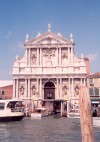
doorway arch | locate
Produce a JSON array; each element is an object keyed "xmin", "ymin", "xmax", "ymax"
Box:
[{"xmin": 44, "ymin": 82, "xmax": 55, "ymax": 99}]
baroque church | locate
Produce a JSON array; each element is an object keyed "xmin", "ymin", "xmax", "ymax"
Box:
[{"xmin": 12, "ymin": 25, "xmax": 89, "ymax": 113}]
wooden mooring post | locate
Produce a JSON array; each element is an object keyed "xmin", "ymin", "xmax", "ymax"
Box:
[{"xmin": 79, "ymin": 86, "xmax": 95, "ymax": 142}]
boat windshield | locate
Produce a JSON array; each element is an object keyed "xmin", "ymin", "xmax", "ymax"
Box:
[
  {"xmin": 7, "ymin": 101, "xmax": 24, "ymax": 112},
  {"xmin": 0, "ymin": 103, "xmax": 5, "ymax": 110},
  {"xmin": 35, "ymin": 108, "xmax": 46, "ymax": 113}
]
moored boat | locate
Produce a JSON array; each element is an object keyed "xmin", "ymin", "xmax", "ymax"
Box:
[
  {"xmin": 31, "ymin": 107, "xmax": 48, "ymax": 119},
  {"xmin": 0, "ymin": 99, "xmax": 25, "ymax": 122},
  {"xmin": 67, "ymin": 109, "xmax": 80, "ymax": 118}
]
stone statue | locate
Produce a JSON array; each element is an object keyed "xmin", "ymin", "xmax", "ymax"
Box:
[
  {"xmin": 48, "ymin": 23, "xmax": 51, "ymax": 31},
  {"xmin": 70, "ymin": 33, "xmax": 73, "ymax": 42},
  {"xmin": 32, "ymin": 85, "xmax": 36, "ymax": 96},
  {"xmin": 75, "ymin": 85, "xmax": 80, "ymax": 96},
  {"xmin": 25, "ymin": 33, "xmax": 29, "ymax": 42},
  {"xmin": 20, "ymin": 86, "xmax": 24, "ymax": 96},
  {"xmin": 63, "ymin": 85, "xmax": 68, "ymax": 96}
]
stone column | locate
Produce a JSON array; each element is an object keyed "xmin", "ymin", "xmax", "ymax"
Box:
[
  {"xmin": 72, "ymin": 78, "xmax": 74, "ymax": 97},
  {"xmin": 59, "ymin": 47, "xmax": 61, "ymax": 65},
  {"xmin": 39, "ymin": 78, "xmax": 42, "ymax": 98},
  {"xmin": 60, "ymin": 78, "xmax": 62, "ymax": 98},
  {"xmin": 61, "ymin": 102, "xmax": 63, "ymax": 116},
  {"xmin": 26, "ymin": 49, "xmax": 28, "ymax": 65},
  {"xmin": 25, "ymin": 79, "xmax": 28, "ymax": 98},
  {"xmin": 37, "ymin": 78, "xmax": 39, "ymax": 94},
  {"xmin": 56, "ymin": 48, "xmax": 58, "ymax": 65},
  {"xmin": 29, "ymin": 48, "xmax": 31, "ymax": 66},
  {"xmin": 28, "ymin": 79, "xmax": 30, "ymax": 98},
  {"xmin": 68, "ymin": 78, "xmax": 71, "ymax": 97},
  {"xmin": 13, "ymin": 79, "xmax": 16, "ymax": 98},
  {"xmin": 84, "ymin": 78, "xmax": 86, "ymax": 86},
  {"xmin": 68, "ymin": 47, "xmax": 70, "ymax": 64},
  {"xmin": 81, "ymin": 78, "xmax": 83, "ymax": 86},
  {"xmin": 37, "ymin": 48, "xmax": 39, "ymax": 65},
  {"xmin": 40, "ymin": 48, "xmax": 42, "ymax": 65},
  {"xmin": 16, "ymin": 79, "xmax": 18, "ymax": 98},
  {"xmin": 57, "ymin": 78, "xmax": 59, "ymax": 98},
  {"xmin": 71, "ymin": 47, "xmax": 73, "ymax": 64}
]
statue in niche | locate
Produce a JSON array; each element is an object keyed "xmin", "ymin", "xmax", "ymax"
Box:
[
  {"xmin": 31, "ymin": 85, "xmax": 36, "ymax": 96},
  {"xmin": 63, "ymin": 85, "xmax": 68, "ymax": 96},
  {"xmin": 74, "ymin": 85, "xmax": 80, "ymax": 96},
  {"xmin": 62, "ymin": 52, "xmax": 68, "ymax": 59},
  {"xmin": 19, "ymin": 85, "xmax": 24, "ymax": 96},
  {"xmin": 31, "ymin": 53, "xmax": 37, "ymax": 65}
]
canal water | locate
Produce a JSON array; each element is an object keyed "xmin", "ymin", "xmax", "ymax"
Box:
[{"xmin": 0, "ymin": 116, "xmax": 100, "ymax": 142}]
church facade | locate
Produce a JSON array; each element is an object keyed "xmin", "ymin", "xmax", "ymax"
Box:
[{"xmin": 12, "ymin": 25, "xmax": 89, "ymax": 112}]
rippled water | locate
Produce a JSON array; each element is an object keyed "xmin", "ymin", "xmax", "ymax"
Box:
[{"xmin": 0, "ymin": 115, "xmax": 100, "ymax": 142}]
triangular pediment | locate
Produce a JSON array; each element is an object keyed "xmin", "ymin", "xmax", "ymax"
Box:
[{"xmin": 30, "ymin": 31, "xmax": 71, "ymax": 45}]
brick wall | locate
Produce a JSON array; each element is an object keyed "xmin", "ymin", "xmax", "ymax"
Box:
[{"xmin": 0, "ymin": 85, "xmax": 13, "ymax": 99}]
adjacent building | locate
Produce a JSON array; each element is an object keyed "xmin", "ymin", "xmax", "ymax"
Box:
[
  {"xmin": 88, "ymin": 72, "xmax": 100, "ymax": 106},
  {"xmin": 0, "ymin": 80, "xmax": 13, "ymax": 99},
  {"xmin": 12, "ymin": 25, "xmax": 89, "ymax": 112}
]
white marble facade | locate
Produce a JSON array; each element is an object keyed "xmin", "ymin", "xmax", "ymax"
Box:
[{"xmin": 12, "ymin": 25, "xmax": 88, "ymax": 105}]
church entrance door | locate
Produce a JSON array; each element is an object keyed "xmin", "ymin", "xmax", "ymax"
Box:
[{"xmin": 43, "ymin": 82, "xmax": 55, "ymax": 114}]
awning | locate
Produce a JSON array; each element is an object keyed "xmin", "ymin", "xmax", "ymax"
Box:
[
  {"xmin": 31, "ymin": 96, "xmax": 42, "ymax": 101},
  {"xmin": 91, "ymin": 101, "xmax": 99, "ymax": 104},
  {"xmin": 42, "ymin": 99, "xmax": 54, "ymax": 102},
  {"xmin": 91, "ymin": 98, "xmax": 100, "ymax": 104},
  {"xmin": 63, "ymin": 96, "xmax": 70, "ymax": 101}
]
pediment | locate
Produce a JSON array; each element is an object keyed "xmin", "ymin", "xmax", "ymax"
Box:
[{"xmin": 30, "ymin": 31, "xmax": 70, "ymax": 45}]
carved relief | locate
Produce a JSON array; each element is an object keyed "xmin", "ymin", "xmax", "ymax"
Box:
[{"xmin": 30, "ymin": 52, "xmax": 37, "ymax": 65}]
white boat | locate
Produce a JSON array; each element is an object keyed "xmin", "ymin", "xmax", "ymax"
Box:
[
  {"xmin": 31, "ymin": 107, "xmax": 48, "ymax": 119},
  {"xmin": 0, "ymin": 99, "xmax": 25, "ymax": 122},
  {"xmin": 67, "ymin": 109, "xmax": 80, "ymax": 118}
]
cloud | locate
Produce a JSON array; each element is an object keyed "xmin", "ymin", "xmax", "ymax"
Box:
[
  {"xmin": 86, "ymin": 53, "xmax": 98, "ymax": 61},
  {"xmin": 5, "ymin": 31, "xmax": 12, "ymax": 39}
]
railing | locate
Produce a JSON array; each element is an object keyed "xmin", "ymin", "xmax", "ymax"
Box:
[{"xmin": 11, "ymin": 107, "xmax": 24, "ymax": 112}]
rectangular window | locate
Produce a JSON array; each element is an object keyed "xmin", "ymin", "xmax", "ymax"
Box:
[
  {"xmin": 0, "ymin": 103, "xmax": 5, "ymax": 110},
  {"xmin": 89, "ymin": 78, "xmax": 93, "ymax": 84},
  {"xmin": 1, "ymin": 90, "xmax": 5, "ymax": 95}
]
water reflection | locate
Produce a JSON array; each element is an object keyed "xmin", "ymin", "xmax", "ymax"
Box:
[{"xmin": 0, "ymin": 116, "xmax": 100, "ymax": 142}]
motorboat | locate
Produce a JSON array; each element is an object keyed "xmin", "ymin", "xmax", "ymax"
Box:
[
  {"xmin": 67, "ymin": 109, "xmax": 80, "ymax": 118},
  {"xmin": 0, "ymin": 99, "xmax": 25, "ymax": 122},
  {"xmin": 31, "ymin": 107, "xmax": 48, "ymax": 119}
]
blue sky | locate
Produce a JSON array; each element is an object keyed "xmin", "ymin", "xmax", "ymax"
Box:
[{"xmin": 0, "ymin": 0, "xmax": 100, "ymax": 80}]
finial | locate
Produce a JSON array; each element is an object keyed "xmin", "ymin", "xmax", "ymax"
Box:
[
  {"xmin": 70, "ymin": 33, "xmax": 73, "ymax": 41},
  {"xmin": 81, "ymin": 53, "xmax": 84, "ymax": 59},
  {"xmin": 57, "ymin": 32, "xmax": 62, "ymax": 36},
  {"xmin": 36, "ymin": 32, "xmax": 41, "ymax": 37},
  {"xmin": 25, "ymin": 33, "xmax": 29, "ymax": 42},
  {"xmin": 48, "ymin": 23, "xmax": 51, "ymax": 31}
]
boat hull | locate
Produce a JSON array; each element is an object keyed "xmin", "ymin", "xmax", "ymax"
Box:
[{"xmin": 0, "ymin": 115, "xmax": 24, "ymax": 122}]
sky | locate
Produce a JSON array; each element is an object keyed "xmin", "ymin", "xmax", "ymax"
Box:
[{"xmin": 0, "ymin": 0, "xmax": 100, "ymax": 80}]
